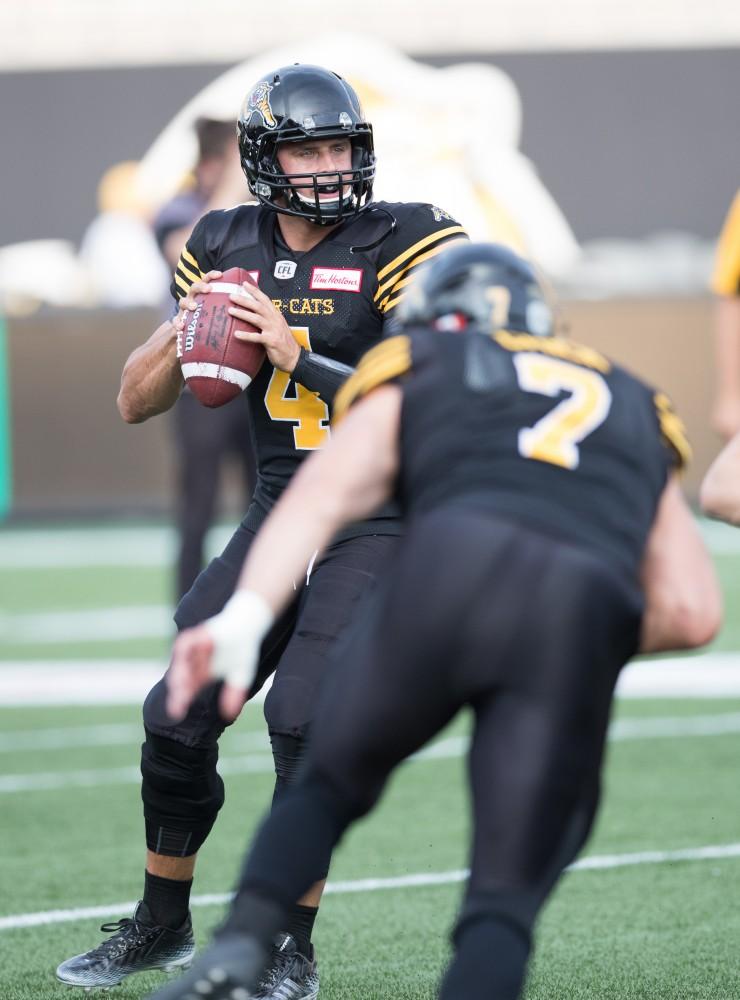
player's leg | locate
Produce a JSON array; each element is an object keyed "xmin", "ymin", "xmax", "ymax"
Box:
[
  {"xmin": 171, "ymin": 391, "xmax": 225, "ymax": 602},
  {"xmin": 147, "ymin": 533, "xmax": 470, "ymax": 1000},
  {"xmin": 227, "ymin": 391, "xmax": 257, "ymax": 504},
  {"xmin": 56, "ymin": 521, "xmax": 296, "ymax": 990},
  {"xmin": 256, "ymin": 533, "xmax": 397, "ymax": 997},
  {"xmin": 440, "ymin": 539, "xmax": 642, "ymax": 1000}
]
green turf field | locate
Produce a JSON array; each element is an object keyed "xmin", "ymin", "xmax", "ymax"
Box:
[{"xmin": 2, "ymin": 521, "xmax": 740, "ymax": 998}]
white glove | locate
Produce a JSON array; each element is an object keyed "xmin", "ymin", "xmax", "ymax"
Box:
[{"xmin": 204, "ymin": 589, "xmax": 274, "ymax": 692}]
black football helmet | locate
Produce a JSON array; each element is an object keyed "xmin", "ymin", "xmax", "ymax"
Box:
[
  {"xmin": 396, "ymin": 242, "xmax": 554, "ymax": 338},
  {"xmin": 237, "ymin": 64, "xmax": 375, "ymax": 226}
]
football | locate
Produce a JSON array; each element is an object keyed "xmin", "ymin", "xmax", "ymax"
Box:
[{"xmin": 177, "ymin": 267, "xmax": 265, "ymax": 407}]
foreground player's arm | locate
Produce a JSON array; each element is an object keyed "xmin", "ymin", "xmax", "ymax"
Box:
[
  {"xmin": 117, "ymin": 270, "xmax": 222, "ymax": 423},
  {"xmin": 700, "ymin": 429, "xmax": 740, "ymax": 524},
  {"xmin": 711, "ymin": 296, "xmax": 740, "ymax": 440},
  {"xmin": 167, "ymin": 384, "xmax": 402, "ymax": 720},
  {"xmin": 710, "ymin": 190, "xmax": 740, "ymax": 439},
  {"xmin": 639, "ymin": 476, "xmax": 722, "ymax": 653}
]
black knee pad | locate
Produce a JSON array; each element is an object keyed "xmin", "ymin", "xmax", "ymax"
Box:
[
  {"xmin": 141, "ymin": 729, "xmax": 225, "ymax": 856},
  {"xmin": 269, "ymin": 732, "xmax": 309, "ymax": 805}
]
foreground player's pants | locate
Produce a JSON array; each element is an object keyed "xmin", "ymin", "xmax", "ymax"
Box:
[
  {"xmin": 140, "ymin": 520, "xmax": 396, "ymax": 858},
  {"xmin": 223, "ymin": 508, "xmax": 643, "ymax": 1000}
]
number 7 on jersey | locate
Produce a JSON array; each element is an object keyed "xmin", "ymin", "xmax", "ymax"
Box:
[{"xmin": 513, "ymin": 353, "xmax": 612, "ymax": 470}]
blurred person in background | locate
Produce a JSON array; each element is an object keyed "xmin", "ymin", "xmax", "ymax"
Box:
[
  {"xmin": 146, "ymin": 243, "xmax": 721, "ymax": 1000},
  {"xmin": 710, "ymin": 188, "xmax": 740, "ymax": 440},
  {"xmin": 56, "ymin": 63, "xmax": 466, "ymax": 1000},
  {"xmin": 152, "ymin": 117, "xmax": 256, "ymax": 601},
  {"xmin": 79, "ymin": 161, "xmax": 170, "ymax": 307}
]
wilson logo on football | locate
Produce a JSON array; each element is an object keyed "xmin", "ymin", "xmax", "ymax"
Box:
[{"xmin": 309, "ymin": 267, "xmax": 363, "ymax": 293}]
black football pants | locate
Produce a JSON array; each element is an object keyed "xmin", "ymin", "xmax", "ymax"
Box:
[
  {"xmin": 140, "ymin": 518, "xmax": 396, "ymax": 858},
  {"xmin": 171, "ymin": 390, "xmax": 256, "ymax": 602},
  {"xmin": 227, "ymin": 508, "xmax": 643, "ymax": 1000}
]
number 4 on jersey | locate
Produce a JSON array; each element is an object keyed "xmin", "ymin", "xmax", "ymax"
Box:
[
  {"xmin": 264, "ymin": 326, "xmax": 330, "ymax": 450},
  {"xmin": 513, "ymin": 353, "xmax": 612, "ymax": 470}
]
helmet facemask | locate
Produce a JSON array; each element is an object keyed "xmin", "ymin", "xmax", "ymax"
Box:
[
  {"xmin": 237, "ymin": 66, "xmax": 376, "ymax": 227},
  {"xmin": 248, "ymin": 130, "xmax": 375, "ymax": 226}
]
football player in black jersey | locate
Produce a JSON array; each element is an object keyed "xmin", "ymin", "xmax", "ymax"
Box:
[
  {"xmin": 56, "ymin": 64, "xmax": 466, "ymax": 998},
  {"xmin": 142, "ymin": 243, "xmax": 721, "ymax": 1000}
]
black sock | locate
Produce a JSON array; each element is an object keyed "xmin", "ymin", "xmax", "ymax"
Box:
[
  {"xmin": 440, "ymin": 916, "xmax": 530, "ymax": 1000},
  {"xmin": 143, "ymin": 870, "xmax": 193, "ymax": 929},
  {"xmin": 287, "ymin": 904, "xmax": 318, "ymax": 956}
]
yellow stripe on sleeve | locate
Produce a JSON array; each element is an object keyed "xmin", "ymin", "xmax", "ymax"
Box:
[
  {"xmin": 174, "ymin": 272, "xmax": 191, "ymax": 296},
  {"xmin": 375, "ymin": 226, "xmax": 467, "ymax": 286},
  {"xmin": 375, "ymin": 240, "xmax": 462, "ymax": 305},
  {"xmin": 333, "ymin": 336, "xmax": 412, "ymax": 423},
  {"xmin": 177, "ymin": 259, "xmax": 201, "ymax": 285},
  {"xmin": 711, "ymin": 190, "xmax": 740, "ymax": 296},
  {"xmin": 375, "ymin": 241, "xmax": 463, "ymax": 313},
  {"xmin": 182, "ymin": 248, "xmax": 202, "ymax": 273},
  {"xmin": 654, "ymin": 392, "xmax": 692, "ymax": 469}
]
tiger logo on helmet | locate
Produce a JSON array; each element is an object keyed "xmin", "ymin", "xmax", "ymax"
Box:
[{"xmin": 247, "ymin": 82, "xmax": 277, "ymax": 130}]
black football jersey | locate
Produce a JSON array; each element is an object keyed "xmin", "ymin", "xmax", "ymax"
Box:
[
  {"xmin": 171, "ymin": 201, "xmax": 466, "ymax": 527},
  {"xmin": 334, "ymin": 329, "xmax": 690, "ymax": 581}
]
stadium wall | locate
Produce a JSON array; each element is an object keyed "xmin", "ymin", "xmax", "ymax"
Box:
[
  {"xmin": 1, "ymin": 48, "xmax": 738, "ymax": 247},
  {"xmin": 7, "ymin": 298, "xmax": 718, "ymax": 516}
]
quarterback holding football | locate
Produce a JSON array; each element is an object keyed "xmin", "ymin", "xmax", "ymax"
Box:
[{"xmin": 56, "ymin": 62, "xmax": 467, "ymax": 1000}]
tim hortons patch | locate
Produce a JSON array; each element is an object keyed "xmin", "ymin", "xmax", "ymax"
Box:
[{"xmin": 309, "ymin": 267, "xmax": 363, "ymax": 293}]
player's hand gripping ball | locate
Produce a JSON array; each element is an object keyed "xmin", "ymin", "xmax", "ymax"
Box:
[{"xmin": 177, "ymin": 268, "xmax": 265, "ymax": 407}]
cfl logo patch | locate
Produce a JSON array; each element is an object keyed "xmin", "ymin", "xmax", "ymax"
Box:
[{"xmin": 274, "ymin": 260, "xmax": 298, "ymax": 279}]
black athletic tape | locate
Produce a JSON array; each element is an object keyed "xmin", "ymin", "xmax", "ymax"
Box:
[{"xmin": 291, "ymin": 349, "xmax": 354, "ymax": 405}]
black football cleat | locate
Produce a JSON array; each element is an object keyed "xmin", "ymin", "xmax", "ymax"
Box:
[
  {"xmin": 55, "ymin": 900, "xmax": 195, "ymax": 989},
  {"xmin": 254, "ymin": 933, "xmax": 320, "ymax": 1000},
  {"xmin": 144, "ymin": 931, "xmax": 269, "ymax": 1000}
]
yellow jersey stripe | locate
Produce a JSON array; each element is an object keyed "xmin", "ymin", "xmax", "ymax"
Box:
[
  {"xmin": 381, "ymin": 293, "xmax": 405, "ymax": 314},
  {"xmin": 375, "ymin": 226, "xmax": 467, "ymax": 285},
  {"xmin": 378, "ymin": 246, "xmax": 456, "ymax": 312},
  {"xmin": 341, "ymin": 343, "xmax": 411, "ymax": 390},
  {"xmin": 182, "ymin": 248, "xmax": 202, "ymax": 273},
  {"xmin": 711, "ymin": 190, "xmax": 740, "ymax": 295},
  {"xmin": 333, "ymin": 336, "xmax": 412, "ymax": 423},
  {"xmin": 333, "ymin": 352, "xmax": 411, "ymax": 424},
  {"xmin": 654, "ymin": 392, "xmax": 692, "ymax": 469},
  {"xmin": 374, "ymin": 240, "xmax": 460, "ymax": 305},
  {"xmin": 177, "ymin": 258, "xmax": 201, "ymax": 285},
  {"xmin": 174, "ymin": 272, "xmax": 191, "ymax": 296}
]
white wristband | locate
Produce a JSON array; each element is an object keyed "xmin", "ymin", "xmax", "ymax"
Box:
[{"xmin": 204, "ymin": 590, "xmax": 274, "ymax": 691}]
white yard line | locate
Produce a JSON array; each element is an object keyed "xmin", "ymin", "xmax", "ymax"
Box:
[
  {"xmin": 0, "ymin": 525, "xmax": 234, "ymax": 569},
  {"xmin": 4, "ymin": 711, "xmax": 740, "ymax": 756},
  {"xmin": 0, "ymin": 606, "xmax": 173, "ymax": 643},
  {"xmin": 1, "ymin": 517, "xmax": 738, "ymax": 569},
  {"xmin": 0, "ymin": 725, "xmax": 270, "ymax": 753},
  {"xmin": 2, "ymin": 842, "xmax": 740, "ymax": 931},
  {"xmin": 2, "ymin": 713, "xmax": 740, "ymax": 793},
  {"xmin": 3, "ymin": 652, "xmax": 740, "ymax": 706}
]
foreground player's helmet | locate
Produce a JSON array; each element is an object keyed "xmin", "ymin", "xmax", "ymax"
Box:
[
  {"xmin": 237, "ymin": 64, "xmax": 375, "ymax": 226},
  {"xmin": 397, "ymin": 242, "xmax": 554, "ymax": 337}
]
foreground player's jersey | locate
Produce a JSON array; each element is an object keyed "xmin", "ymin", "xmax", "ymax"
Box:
[
  {"xmin": 171, "ymin": 201, "xmax": 466, "ymax": 520},
  {"xmin": 335, "ymin": 329, "xmax": 690, "ymax": 580}
]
